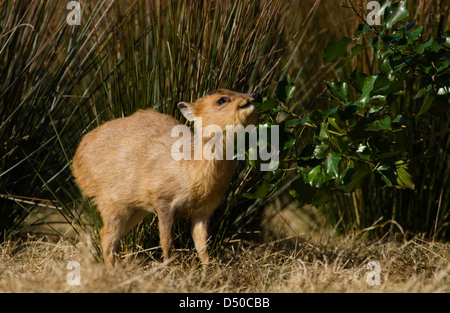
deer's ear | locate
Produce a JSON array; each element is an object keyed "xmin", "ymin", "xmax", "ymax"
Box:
[{"xmin": 177, "ymin": 102, "xmax": 196, "ymax": 122}]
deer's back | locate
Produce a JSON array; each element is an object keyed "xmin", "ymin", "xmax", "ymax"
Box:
[{"xmin": 72, "ymin": 109, "xmax": 185, "ymax": 209}]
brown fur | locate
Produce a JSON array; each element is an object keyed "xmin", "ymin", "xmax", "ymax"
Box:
[{"xmin": 72, "ymin": 90, "xmax": 259, "ymax": 268}]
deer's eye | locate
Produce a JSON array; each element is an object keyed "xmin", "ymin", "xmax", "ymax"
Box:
[{"xmin": 217, "ymin": 97, "xmax": 231, "ymax": 105}]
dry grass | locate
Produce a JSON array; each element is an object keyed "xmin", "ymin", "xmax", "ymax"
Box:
[
  {"xmin": 1, "ymin": 232, "xmax": 448, "ymax": 293},
  {"xmin": 2, "ymin": 199, "xmax": 448, "ymax": 293}
]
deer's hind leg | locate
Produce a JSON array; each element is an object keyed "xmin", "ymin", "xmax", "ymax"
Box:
[{"xmin": 98, "ymin": 200, "xmax": 132, "ymax": 269}]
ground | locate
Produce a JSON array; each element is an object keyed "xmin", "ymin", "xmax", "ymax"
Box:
[
  {"xmin": 1, "ymin": 202, "xmax": 448, "ymax": 292},
  {"xmin": 0, "ymin": 232, "xmax": 448, "ymax": 292}
]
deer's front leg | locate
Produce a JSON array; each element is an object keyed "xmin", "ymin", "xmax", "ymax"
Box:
[{"xmin": 191, "ymin": 217, "xmax": 211, "ymax": 264}]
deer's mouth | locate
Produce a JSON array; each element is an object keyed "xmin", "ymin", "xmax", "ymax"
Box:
[{"xmin": 239, "ymin": 101, "xmax": 253, "ymax": 110}]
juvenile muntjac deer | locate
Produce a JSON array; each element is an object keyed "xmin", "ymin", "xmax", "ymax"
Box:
[{"xmin": 72, "ymin": 90, "xmax": 261, "ymax": 268}]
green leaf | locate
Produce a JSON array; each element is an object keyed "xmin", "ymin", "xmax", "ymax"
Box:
[
  {"xmin": 396, "ymin": 37, "xmax": 409, "ymax": 51},
  {"xmin": 354, "ymin": 24, "xmax": 371, "ymax": 37},
  {"xmin": 392, "ymin": 114, "xmax": 405, "ymax": 128},
  {"xmin": 396, "ymin": 161, "xmax": 414, "ymax": 189},
  {"xmin": 359, "ymin": 75, "xmax": 378, "ymax": 105},
  {"xmin": 247, "ymin": 147, "xmax": 258, "ymax": 168},
  {"xmin": 372, "ymin": 74, "xmax": 392, "ymax": 94},
  {"xmin": 416, "ymin": 93, "xmax": 435, "ymax": 118},
  {"xmin": 318, "ymin": 122, "xmax": 329, "ymax": 140},
  {"xmin": 414, "ymin": 37, "xmax": 434, "ymax": 54},
  {"xmin": 407, "ymin": 26, "xmax": 423, "ymax": 42},
  {"xmin": 323, "ymin": 37, "xmax": 352, "ymax": 64},
  {"xmin": 313, "ymin": 143, "xmax": 329, "ymax": 159},
  {"xmin": 399, "ymin": 21, "xmax": 415, "ymax": 31},
  {"xmin": 438, "ymin": 31, "xmax": 450, "ymax": 49},
  {"xmin": 325, "ymin": 152, "xmax": 342, "ymax": 179},
  {"xmin": 377, "ymin": 164, "xmax": 398, "ymax": 187},
  {"xmin": 328, "ymin": 116, "xmax": 345, "ymax": 135},
  {"xmin": 320, "ymin": 107, "xmax": 339, "ymax": 120},
  {"xmin": 351, "ymin": 68, "xmax": 368, "ymax": 93},
  {"xmin": 276, "ymin": 75, "xmax": 296, "ymax": 104},
  {"xmin": 381, "ymin": 58, "xmax": 392, "ymax": 73},
  {"xmin": 344, "ymin": 164, "xmax": 371, "ymax": 192},
  {"xmin": 258, "ymin": 97, "xmax": 278, "ymax": 113},
  {"xmin": 379, "ymin": 0, "xmax": 393, "ymax": 16},
  {"xmin": 365, "ymin": 116, "xmax": 392, "ymax": 131},
  {"xmin": 289, "ymin": 178, "xmax": 315, "ymax": 206},
  {"xmin": 326, "ymin": 82, "xmax": 349, "ymax": 101},
  {"xmin": 341, "ymin": 166, "xmax": 355, "ymax": 185},
  {"xmin": 342, "ymin": 44, "xmax": 366, "ymax": 67},
  {"xmin": 311, "ymin": 189, "xmax": 329, "ymax": 208},
  {"xmin": 307, "ymin": 165, "xmax": 333, "ymax": 188},
  {"xmin": 330, "ymin": 135, "xmax": 348, "ymax": 153},
  {"xmin": 437, "ymin": 86, "xmax": 449, "ymax": 95},
  {"xmin": 376, "ymin": 161, "xmax": 414, "ymax": 189},
  {"xmin": 244, "ymin": 182, "xmax": 271, "ymax": 199},
  {"xmin": 372, "ymin": 74, "xmax": 403, "ymax": 96},
  {"xmin": 328, "ymin": 116, "xmax": 344, "ymax": 134},
  {"xmin": 285, "ymin": 118, "xmax": 310, "ymax": 126},
  {"xmin": 384, "ymin": 0, "xmax": 409, "ymax": 29},
  {"xmin": 280, "ymin": 130, "xmax": 296, "ymax": 150},
  {"xmin": 275, "ymin": 122, "xmax": 295, "ymax": 151}
]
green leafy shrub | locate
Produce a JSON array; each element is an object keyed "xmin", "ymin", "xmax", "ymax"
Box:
[{"xmin": 253, "ymin": 1, "xmax": 450, "ymax": 240}]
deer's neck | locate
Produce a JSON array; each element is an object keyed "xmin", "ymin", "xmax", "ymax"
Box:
[{"xmin": 183, "ymin": 130, "xmax": 236, "ymax": 200}]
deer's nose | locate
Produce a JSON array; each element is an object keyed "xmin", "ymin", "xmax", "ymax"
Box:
[{"xmin": 251, "ymin": 93, "xmax": 262, "ymax": 103}]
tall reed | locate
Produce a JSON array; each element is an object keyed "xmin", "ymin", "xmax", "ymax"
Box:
[{"xmin": 0, "ymin": 0, "xmax": 315, "ymax": 252}]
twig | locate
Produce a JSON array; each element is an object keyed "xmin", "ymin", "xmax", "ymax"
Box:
[{"xmin": 0, "ymin": 194, "xmax": 62, "ymax": 211}]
